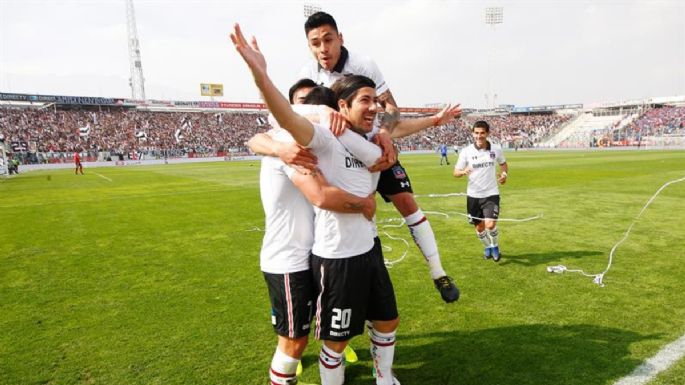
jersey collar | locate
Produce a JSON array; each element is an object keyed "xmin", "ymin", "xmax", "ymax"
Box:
[
  {"xmin": 318, "ymin": 46, "xmax": 349, "ymax": 74},
  {"xmin": 474, "ymin": 141, "xmax": 491, "ymax": 151}
]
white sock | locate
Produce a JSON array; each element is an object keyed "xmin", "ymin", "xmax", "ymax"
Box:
[
  {"xmin": 477, "ymin": 230, "xmax": 491, "ymax": 248},
  {"xmin": 269, "ymin": 348, "xmax": 299, "ymax": 385},
  {"xmin": 370, "ymin": 329, "xmax": 397, "ymax": 385},
  {"xmin": 487, "ymin": 227, "xmax": 499, "ymax": 247},
  {"xmin": 319, "ymin": 344, "xmax": 344, "ymax": 385},
  {"xmin": 405, "ymin": 209, "xmax": 446, "ymax": 279}
]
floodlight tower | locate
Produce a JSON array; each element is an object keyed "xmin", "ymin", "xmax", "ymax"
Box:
[
  {"xmin": 303, "ymin": 2, "xmax": 322, "ymax": 18},
  {"xmin": 126, "ymin": 0, "xmax": 146, "ymax": 100},
  {"xmin": 484, "ymin": 6, "xmax": 503, "ymax": 110}
]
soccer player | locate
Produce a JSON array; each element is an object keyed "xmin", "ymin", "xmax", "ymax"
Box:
[
  {"xmin": 439, "ymin": 144, "xmax": 449, "ymax": 165},
  {"xmin": 250, "ymin": 101, "xmax": 377, "ymax": 384},
  {"xmin": 231, "ymin": 23, "xmax": 400, "ymax": 385},
  {"xmin": 298, "ymin": 11, "xmax": 460, "ymax": 303},
  {"xmin": 74, "ymin": 150, "xmax": 84, "ymax": 175},
  {"xmin": 453, "ymin": 121, "xmax": 508, "ymax": 262}
]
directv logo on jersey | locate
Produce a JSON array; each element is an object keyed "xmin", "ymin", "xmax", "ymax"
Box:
[
  {"xmin": 472, "ymin": 161, "xmax": 495, "ymax": 169},
  {"xmin": 345, "ymin": 156, "xmax": 365, "ymax": 168}
]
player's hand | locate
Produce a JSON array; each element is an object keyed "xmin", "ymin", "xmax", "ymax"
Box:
[
  {"xmin": 230, "ymin": 23, "xmax": 267, "ymax": 79},
  {"xmin": 373, "ymin": 130, "xmax": 396, "ymax": 165},
  {"xmin": 327, "ymin": 109, "xmax": 351, "ymax": 137},
  {"xmin": 433, "ymin": 103, "xmax": 462, "ymax": 126},
  {"xmin": 368, "ymin": 151, "xmax": 394, "ymax": 172},
  {"xmin": 276, "ymin": 142, "xmax": 317, "ymax": 171},
  {"xmin": 362, "ymin": 193, "xmax": 376, "ymax": 221},
  {"xmin": 464, "ymin": 167, "xmax": 473, "ymax": 175},
  {"xmin": 498, "ymin": 173, "xmax": 507, "ymax": 185}
]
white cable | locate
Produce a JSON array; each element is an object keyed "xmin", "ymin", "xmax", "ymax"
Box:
[
  {"xmin": 547, "ymin": 175, "xmax": 685, "ymax": 287},
  {"xmin": 414, "ymin": 192, "xmax": 467, "ymax": 198},
  {"xmin": 453, "ymin": 212, "xmax": 544, "ymax": 222},
  {"xmin": 381, "ymin": 231, "xmax": 409, "ymax": 267}
]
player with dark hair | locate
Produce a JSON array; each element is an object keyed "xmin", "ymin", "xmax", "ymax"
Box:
[
  {"xmin": 289, "ymin": 78, "xmax": 319, "ymax": 105},
  {"xmin": 231, "ymin": 23, "xmax": 401, "ymax": 385},
  {"xmin": 299, "ymin": 11, "xmax": 461, "ymax": 303},
  {"xmin": 454, "ymin": 120, "xmax": 509, "ymax": 262}
]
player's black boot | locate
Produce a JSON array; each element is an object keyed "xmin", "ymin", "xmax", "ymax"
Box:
[{"xmin": 434, "ymin": 276, "xmax": 460, "ymax": 303}]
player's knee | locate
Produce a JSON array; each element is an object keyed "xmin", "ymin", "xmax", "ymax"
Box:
[
  {"xmin": 390, "ymin": 193, "xmax": 418, "ymax": 216},
  {"xmin": 371, "ymin": 317, "xmax": 399, "ymax": 333},
  {"xmin": 281, "ymin": 335, "xmax": 309, "ymax": 357}
]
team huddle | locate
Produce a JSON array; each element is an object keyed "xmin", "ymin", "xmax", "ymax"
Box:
[{"xmin": 231, "ymin": 12, "xmax": 508, "ymax": 385}]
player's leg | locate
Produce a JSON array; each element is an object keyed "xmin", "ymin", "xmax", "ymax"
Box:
[
  {"xmin": 378, "ymin": 163, "xmax": 458, "ymax": 303},
  {"xmin": 368, "ymin": 238, "xmax": 401, "ymax": 385},
  {"xmin": 468, "ymin": 196, "xmax": 492, "ymax": 259},
  {"xmin": 264, "ymin": 271, "xmax": 313, "ymax": 384},
  {"xmin": 482, "ymin": 196, "xmax": 501, "ymax": 261},
  {"xmin": 311, "ymin": 254, "xmax": 369, "ymax": 385}
]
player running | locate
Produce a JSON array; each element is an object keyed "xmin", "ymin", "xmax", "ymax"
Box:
[{"xmin": 454, "ymin": 121, "xmax": 508, "ymax": 262}]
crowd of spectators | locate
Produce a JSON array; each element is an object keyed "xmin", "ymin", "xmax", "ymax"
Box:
[
  {"xmin": 0, "ymin": 106, "xmax": 269, "ymax": 163},
  {"xmin": 396, "ymin": 112, "xmax": 572, "ymax": 151},
  {"xmin": 0, "ymin": 105, "xmax": 603, "ymax": 163},
  {"xmin": 621, "ymin": 106, "xmax": 685, "ymax": 140}
]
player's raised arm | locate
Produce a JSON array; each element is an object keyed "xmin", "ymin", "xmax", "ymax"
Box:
[
  {"xmin": 392, "ymin": 104, "xmax": 462, "ymax": 139},
  {"xmin": 230, "ymin": 23, "xmax": 314, "ymax": 146}
]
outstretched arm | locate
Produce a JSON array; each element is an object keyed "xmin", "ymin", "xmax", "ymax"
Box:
[
  {"xmin": 392, "ymin": 104, "xmax": 462, "ymax": 139},
  {"xmin": 230, "ymin": 24, "xmax": 314, "ymax": 146},
  {"xmin": 247, "ymin": 133, "xmax": 318, "ymax": 171},
  {"xmin": 292, "ymin": 171, "xmax": 376, "ymax": 221}
]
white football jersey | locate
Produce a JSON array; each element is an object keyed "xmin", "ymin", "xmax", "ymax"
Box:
[
  {"xmin": 298, "ymin": 47, "xmax": 389, "ymax": 95},
  {"xmin": 307, "ymin": 124, "xmax": 379, "ymax": 259},
  {"xmin": 258, "ymin": 128, "xmax": 315, "ymax": 274},
  {"xmin": 456, "ymin": 142, "xmax": 506, "ymax": 198}
]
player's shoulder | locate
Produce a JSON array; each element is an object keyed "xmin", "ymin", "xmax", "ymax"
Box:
[
  {"xmin": 491, "ymin": 143, "xmax": 505, "ymax": 152},
  {"xmin": 345, "ymin": 50, "xmax": 380, "ymax": 75}
]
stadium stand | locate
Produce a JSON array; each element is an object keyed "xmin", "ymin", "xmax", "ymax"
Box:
[{"xmin": 1, "ymin": 91, "xmax": 682, "ymax": 166}]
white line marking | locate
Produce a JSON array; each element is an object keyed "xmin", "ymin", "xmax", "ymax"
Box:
[
  {"xmin": 613, "ymin": 333, "xmax": 685, "ymax": 385},
  {"xmin": 94, "ymin": 172, "xmax": 112, "ymax": 182}
]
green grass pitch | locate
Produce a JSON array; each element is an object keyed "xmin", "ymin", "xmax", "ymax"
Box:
[{"xmin": 1, "ymin": 150, "xmax": 684, "ymax": 385}]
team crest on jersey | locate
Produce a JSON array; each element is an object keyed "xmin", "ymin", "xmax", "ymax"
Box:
[
  {"xmin": 392, "ymin": 166, "xmax": 406, "ymax": 179},
  {"xmin": 489, "ymin": 151, "xmax": 496, "ymax": 159}
]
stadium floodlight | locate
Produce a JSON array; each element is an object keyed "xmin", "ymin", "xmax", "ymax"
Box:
[
  {"xmin": 303, "ymin": 2, "xmax": 322, "ymax": 18},
  {"xmin": 126, "ymin": 0, "xmax": 146, "ymax": 100},
  {"xmin": 484, "ymin": 6, "xmax": 503, "ymax": 110},
  {"xmin": 485, "ymin": 7, "xmax": 503, "ymax": 25}
]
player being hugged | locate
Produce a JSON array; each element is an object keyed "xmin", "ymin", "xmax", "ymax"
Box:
[
  {"xmin": 454, "ymin": 121, "xmax": 508, "ymax": 262},
  {"xmin": 231, "ymin": 23, "xmax": 400, "ymax": 385}
]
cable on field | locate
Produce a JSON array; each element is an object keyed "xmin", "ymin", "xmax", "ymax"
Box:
[{"xmin": 547, "ymin": 175, "xmax": 685, "ymax": 287}]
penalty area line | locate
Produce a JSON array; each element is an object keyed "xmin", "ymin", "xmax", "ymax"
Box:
[
  {"xmin": 94, "ymin": 172, "xmax": 113, "ymax": 182},
  {"xmin": 613, "ymin": 333, "xmax": 685, "ymax": 385}
]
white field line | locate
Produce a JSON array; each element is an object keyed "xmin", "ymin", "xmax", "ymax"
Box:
[
  {"xmin": 93, "ymin": 172, "xmax": 113, "ymax": 182},
  {"xmin": 613, "ymin": 333, "xmax": 685, "ymax": 385}
]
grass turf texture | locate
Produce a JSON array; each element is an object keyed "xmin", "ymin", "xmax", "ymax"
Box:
[{"xmin": 1, "ymin": 150, "xmax": 684, "ymax": 385}]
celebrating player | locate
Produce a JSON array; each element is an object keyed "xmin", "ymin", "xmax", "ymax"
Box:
[
  {"xmin": 231, "ymin": 23, "xmax": 399, "ymax": 385},
  {"xmin": 298, "ymin": 11, "xmax": 461, "ymax": 303},
  {"xmin": 454, "ymin": 121, "xmax": 508, "ymax": 262}
]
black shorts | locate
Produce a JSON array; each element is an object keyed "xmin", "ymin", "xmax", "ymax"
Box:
[
  {"xmin": 466, "ymin": 195, "xmax": 500, "ymax": 225},
  {"xmin": 310, "ymin": 238, "xmax": 398, "ymax": 341},
  {"xmin": 377, "ymin": 161, "xmax": 413, "ymax": 202},
  {"xmin": 263, "ymin": 270, "xmax": 315, "ymax": 338}
]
